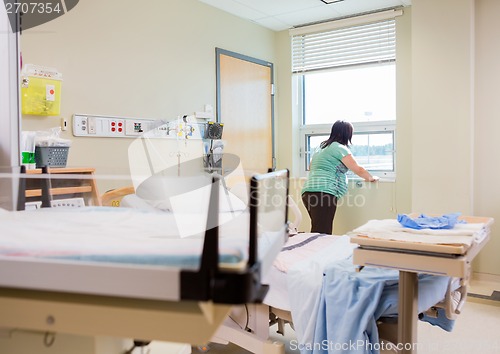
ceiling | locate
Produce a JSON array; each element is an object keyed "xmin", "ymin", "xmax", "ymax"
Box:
[{"xmin": 198, "ymin": 0, "xmax": 411, "ymax": 31}]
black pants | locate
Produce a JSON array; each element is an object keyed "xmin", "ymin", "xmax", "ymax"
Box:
[{"xmin": 301, "ymin": 192, "xmax": 338, "ymax": 234}]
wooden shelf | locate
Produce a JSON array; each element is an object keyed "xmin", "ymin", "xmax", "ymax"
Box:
[
  {"xmin": 24, "ymin": 167, "xmax": 101, "ymax": 206},
  {"xmin": 26, "ymin": 186, "xmax": 93, "ymax": 198},
  {"xmin": 25, "ymin": 167, "xmax": 96, "ymax": 175}
]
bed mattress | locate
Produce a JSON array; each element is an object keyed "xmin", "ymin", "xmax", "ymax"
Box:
[
  {"xmin": 0, "ymin": 205, "xmax": 287, "ymax": 302},
  {"xmin": 0, "ymin": 207, "xmax": 250, "ymax": 269}
]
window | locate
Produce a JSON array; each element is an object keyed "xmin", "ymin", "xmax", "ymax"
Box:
[
  {"xmin": 301, "ymin": 121, "xmax": 395, "ymax": 178},
  {"xmin": 292, "ymin": 13, "xmax": 398, "ymax": 180},
  {"xmin": 302, "ymin": 64, "xmax": 396, "ymax": 124}
]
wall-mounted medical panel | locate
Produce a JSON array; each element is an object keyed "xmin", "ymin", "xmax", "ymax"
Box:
[
  {"xmin": 73, "ymin": 114, "xmax": 152, "ymax": 138},
  {"xmin": 72, "ymin": 114, "xmax": 206, "ymax": 139}
]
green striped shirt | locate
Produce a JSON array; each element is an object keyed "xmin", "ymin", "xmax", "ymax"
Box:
[{"xmin": 301, "ymin": 142, "xmax": 351, "ymax": 198}]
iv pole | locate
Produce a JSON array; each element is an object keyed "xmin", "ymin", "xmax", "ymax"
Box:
[{"xmin": 204, "ymin": 122, "xmax": 235, "ymax": 214}]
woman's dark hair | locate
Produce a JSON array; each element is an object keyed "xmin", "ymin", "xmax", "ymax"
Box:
[{"xmin": 320, "ymin": 120, "xmax": 353, "ymax": 149}]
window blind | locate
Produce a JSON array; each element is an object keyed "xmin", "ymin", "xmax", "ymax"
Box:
[{"xmin": 292, "ymin": 19, "xmax": 396, "ymax": 73}]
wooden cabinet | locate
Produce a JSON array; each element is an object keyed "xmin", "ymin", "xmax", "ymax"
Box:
[{"xmin": 25, "ymin": 167, "xmax": 101, "ymax": 206}]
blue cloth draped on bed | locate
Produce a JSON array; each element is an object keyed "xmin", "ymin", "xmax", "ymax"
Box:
[
  {"xmin": 286, "ymin": 236, "xmax": 454, "ymax": 354},
  {"xmin": 310, "ymin": 259, "xmax": 451, "ymax": 354}
]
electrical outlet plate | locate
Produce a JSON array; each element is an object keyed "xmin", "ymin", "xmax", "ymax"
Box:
[
  {"xmin": 73, "ymin": 115, "xmax": 88, "ymax": 136},
  {"xmin": 61, "ymin": 117, "xmax": 68, "ymax": 131},
  {"xmin": 195, "ymin": 111, "xmax": 213, "ymax": 119},
  {"xmin": 50, "ymin": 197, "xmax": 85, "ymax": 208},
  {"xmin": 109, "ymin": 119, "xmax": 124, "ymax": 135},
  {"xmin": 88, "ymin": 116, "xmax": 96, "ymax": 134},
  {"xmin": 125, "ymin": 120, "xmax": 146, "ymax": 136},
  {"xmin": 25, "ymin": 201, "xmax": 42, "ymax": 210}
]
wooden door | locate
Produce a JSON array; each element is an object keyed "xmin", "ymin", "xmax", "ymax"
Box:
[{"xmin": 216, "ymin": 49, "xmax": 274, "ymax": 176}]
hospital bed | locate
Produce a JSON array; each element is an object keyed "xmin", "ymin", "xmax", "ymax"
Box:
[
  {"xmin": 207, "ymin": 214, "xmax": 492, "ymax": 354},
  {"xmin": 0, "ymin": 168, "xmax": 290, "ymax": 350},
  {"xmin": 100, "ymin": 181, "xmax": 488, "ymax": 354}
]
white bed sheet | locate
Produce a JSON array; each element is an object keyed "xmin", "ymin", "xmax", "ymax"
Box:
[
  {"xmin": 349, "ymin": 219, "xmax": 487, "ymax": 246},
  {"xmin": 263, "ymin": 259, "xmax": 289, "ymax": 310},
  {"xmin": 0, "ymin": 207, "xmax": 250, "ymax": 267},
  {"xmin": 263, "ymin": 233, "xmax": 355, "ymax": 312}
]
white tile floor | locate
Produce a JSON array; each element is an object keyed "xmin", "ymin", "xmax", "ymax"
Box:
[
  {"xmin": 416, "ymin": 300, "xmax": 500, "ymax": 354},
  {"xmin": 470, "ymin": 273, "xmax": 500, "ymax": 297}
]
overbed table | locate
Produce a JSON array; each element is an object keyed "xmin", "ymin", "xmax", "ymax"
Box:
[{"xmin": 350, "ymin": 216, "xmax": 493, "ymax": 354}]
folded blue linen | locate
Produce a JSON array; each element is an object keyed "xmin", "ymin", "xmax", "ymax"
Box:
[{"xmin": 397, "ymin": 213, "xmax": 463, "ymax": 230}]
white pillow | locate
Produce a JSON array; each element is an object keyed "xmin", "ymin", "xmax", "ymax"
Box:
[{"xmin": 136, "ymin": 177, "xmax": 247, "ymax": 213}]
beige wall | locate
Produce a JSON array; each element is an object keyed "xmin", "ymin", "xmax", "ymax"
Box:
[
  {"xmin": 411, "ymin": 0, "xmax": 498, "ymax": 275},
  {"xmin": 20, "ymin": 0, "xmax": 277, "ymax": 192},
  {"xmin": 274, "ymin": 31, "xmax": 293, "ymax": 174},
  {"xmin": 474, "ymin": 0, "xmax": 500, "ymax": 275},
  {"xmin": 411, "ymin": 0, "xmax": 474, "ymax": 215}
]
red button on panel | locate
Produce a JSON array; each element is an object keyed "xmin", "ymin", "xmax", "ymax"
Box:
[{"xmin": 111, "ymin": 122, "xmax": 116, "ymax": 126}]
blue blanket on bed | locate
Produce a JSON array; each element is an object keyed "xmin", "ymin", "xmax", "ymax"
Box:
[
  {"xmin": 292, "ymin": 258, "xmax": 452, "ymax": 354},
  {"xmin": 311, "ymin": 260, "xmax": 451, "ymax": 354}
]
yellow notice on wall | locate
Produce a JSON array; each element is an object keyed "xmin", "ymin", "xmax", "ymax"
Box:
[{"xmin": 21, "ymin": 64, "xmax": 62, "ymax": 116}]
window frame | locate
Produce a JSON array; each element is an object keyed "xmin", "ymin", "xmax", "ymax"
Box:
[
  {"xmin": 292, "ymin": 15, "xmax": 399, "ymax": 182},
  {"xmin": 299, "ymin": 120, "xmax": 396, "ymax": 181}
]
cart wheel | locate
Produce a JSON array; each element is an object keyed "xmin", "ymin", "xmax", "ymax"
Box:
[{"xmin": 196, "ymin": 344, "xmax": 210, "ymax": 353}]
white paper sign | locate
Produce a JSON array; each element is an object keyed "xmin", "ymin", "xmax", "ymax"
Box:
[{"xmin": 46, "ymin": 84, "xmax": 55, "ymax": 101}]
